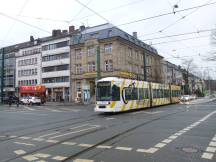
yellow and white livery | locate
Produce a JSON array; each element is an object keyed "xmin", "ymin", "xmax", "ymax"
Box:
[{"xmin": 95, "ymin": 77, "xmax": 180, "ymax": 113}]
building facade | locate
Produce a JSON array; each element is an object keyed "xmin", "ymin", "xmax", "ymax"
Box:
[{"xmin": 70, "ymin": 24, "xmax": 163, "ymax": 103}]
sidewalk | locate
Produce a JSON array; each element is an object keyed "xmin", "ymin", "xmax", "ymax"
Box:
[{"xmin": 186, "ymin": 96, "xmax": 216, "ymax": 105}]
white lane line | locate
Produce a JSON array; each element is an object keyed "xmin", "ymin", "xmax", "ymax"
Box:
[
  {"xmin": 206, "ymin": 147, "xmax": 216, "ymax": 153},
  {"xmin": 62, "ymin": 142, "xmax": 77, "ymax": 146},
  {"xmin": 168, "ymin": 135, "xmax": 178, "ymax": 139},
  {"xmin": 79, "ymin": 144, "xmax": 93, "ymax": 147},
  {"xmin": 19, "ymin": 136, "xmax": 32, "ymax": 140},
  {"xmin": 115, "ymin": 147, "xmax": 132, "ymax": 151},
  {"xmin": 69, "ymin": 124, "xmax": 90, "ymax": 130},
  {"xmin": 49, "ymin": 126, "xmax": 100, "ymax": 139},
  {"xmin": 22, "ymin": 155, "xmax": 38, "ymax": 161},
  {"xmin": 105, "ymin": 117, "xmax": 115, "ymax": 120},
  {"xmin": 10, "ymin": 135, "xmax": 17, "ymax": 138},
  {"xmin": 154, "ymin": 143, "xmax": 166, "ymax": 148},
  {"xmin": 34, "ymin": 153, "xmax": 51, "ymax": 158},
  {"xmin": 97, "ymin": 145, "xmax": 112, "ymax": 149},
  {"xmin": 38, "ymin": 131, "xmax": 60, "ymax": 138},
  {"xmin": 44, "ymin": 108, "xmax": 62, "ymax": 112},
  {"xmin": 162, "ymin": 139, "xmax": 172, "ymax": 144},
  {"xmin": 210, "ymin": 142, "xmax": 216, "ymax": 147},
  {"xmin": 14, "ymin": 142, "xmax": 35, "ymax": 146},
  {"xmin": 46, "ymin": 139, "xmax": 59, "ymax": 143},
  {"xmin": 14, "ymin": 150, "xmax": 26, "ymax": 155},
  {"xmin": 202, "ymin": 152, "xmax": 214, "ymax": 160},
  {"xmin": 73, "ymin": 159, "xmax": 94, "ymax": 162},
  {"xmin": 52, "ymin": 156, "xmax": 67, "ymax": 161},
  {"xmin": 32, "ymin": 138, "xmax": 44, "ymax": 141},
  {"xmin": 213, "ymin": 137, "xmax": 216, "ymax": 141},
  {"xmin": 137, "ymin": 148, "xmax": 158, "ymax": 153}
]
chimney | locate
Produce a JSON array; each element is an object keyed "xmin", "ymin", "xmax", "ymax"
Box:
[
  {"xmin": 56, "ymin": 29, "xmax": 61, "ymax": 36},
  {"xmin": 52, "ymin": 30, "xmax": 57, "ymax": 37},
  {"xmin": 69, "ymin": 26, "xmax": 75, "ymax": 33},
  {"xmin": 79, "ymin": 25, "xmax": 85, "ymax": 31},
  {"xmin": 30, "ymin": 36, "xmax": 34, "ymax": 42},
  {"xmin": 62, "ymin": 30, "xmax": 68, "ymax": 34},
  {"xmin": 133, "ymin": 32, "xmax": 137, "ymax": 38}
]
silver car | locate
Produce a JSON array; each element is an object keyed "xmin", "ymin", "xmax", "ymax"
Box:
[{"xmin": 20, "ymin": 96, "xmax": 41, "ymax": 105}]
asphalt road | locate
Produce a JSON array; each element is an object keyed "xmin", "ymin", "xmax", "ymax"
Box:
[{"xmin": 0, "ymin": 100, "xmax": 216, "ymax": 162}]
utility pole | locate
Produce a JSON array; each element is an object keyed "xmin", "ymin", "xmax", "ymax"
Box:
[
  {"xmin": 96, "ymin": 45, "xmax": 101, "ymax": 80},
  {"xmin": 0, "ymin": 48, "xmax": 4, "ymax": 103}
]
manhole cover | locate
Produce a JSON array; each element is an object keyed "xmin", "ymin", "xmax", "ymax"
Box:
[{"xmin": 182, "ymin": 147, "xmax": 198, "ymax": 153}]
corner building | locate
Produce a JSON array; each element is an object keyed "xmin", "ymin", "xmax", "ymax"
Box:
[{"xmin": 70, "ymin": 24, "xmax": 163, "ymax": 103}]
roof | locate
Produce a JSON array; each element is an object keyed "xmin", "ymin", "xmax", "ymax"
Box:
[{"xmin": 72, "ymin": 23, "xmax": 158, "ymax": 54}]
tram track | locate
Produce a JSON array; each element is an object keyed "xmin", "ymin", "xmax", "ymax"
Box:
[{"xmin": 1, "ymin": 107, "xmax": 187, "ymax": 162}]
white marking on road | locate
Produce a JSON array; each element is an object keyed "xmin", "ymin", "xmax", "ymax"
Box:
[
  {"xmin": 52, "ymin": 156, "xmax": 67, "ymax": 161},
  {"xmin": 14, "ymin": 142, "xmax": 35, "ymax": 146},
  {"xmin": 202, "ymin": 152, "xmax": 214, "ymax": 160},
  {"xmin": 32, "ymin": 138, "xmax": 44, "ymax": 141},
  {"xmin": 14, "ymin": 150, "xmax": 26, "ymax": 155},
  {"xmin": 162, "ymin": 139, "xmax": 172, "ymax": 143},
  {"xmin": 213, "ymin": 137, "xmax": 216, "ymax": 141},
  {"xmin": 46, "ymin": 139, "xmax": 59, "ymax": 143},
  {"xmin": 115, "ymin": 147, "xmax": 132, "ymax": 151},
  {"xmin": 23, "ymin": 106, "xmax": 35, "ymax": 111},
  {"xmin": 49, "ymin": 126, "xmax": 100, "ymax": 139},
  {"xmin": 38, "ymin": 131, "xmax": 60, "ymax": 138},
  {"xmin": 168, "ymin": 135, "xmax": 178, "ymax": 139},
  {"xmin": 105, "ymin": 117, "xmax": 115, "ymax": 120},
  {"xmin": 73, "ymin": 159, "xmax": 94, "ymax": 162},
  {"xmin": 206, "ymin": 147, "xmax": 216, "ymax": 153},
  {"xmin": 19, "ymin": 136, "xmax": 32, "ymax": 140},
  {"xmin": 34, "ymin": 153, "xmax": 51, "ymax": 158},
  {"xmin": 97, "ymin": 145, "xmax": 112, "ymax": 149},
  {"xmin": 154, "ymin": 143, "xmax": 166, "ymax": 148},
  {"xmin": 137, "ymin": 148, "xmax": 158, "ymax": 153},
  {"xmin": 174, "ymin": 133, "xmax": 183, "ymax": 136},
  {"xmin": 22, "ymin": 155, "xmax": 38, "ymax": 161},
  {"xmin": 79, "ymin": 143, "xmax": 93, "ymax": 147},
  {"xmin": 210, "ymin": 142, "xmax": 216, "ymax": 147},
  {"xmin": 62, "ymin": 142, "xmax": 77, "ymax": 146}
]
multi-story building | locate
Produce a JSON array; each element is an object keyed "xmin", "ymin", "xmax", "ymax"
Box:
[
  {"xmin": 41, "ymin": 29, "xmax": 74, "ymax": 102},
  {"xmin": 15, "ymin": 41, "xmax": 41, "ymax": 88},
  {"xmin": 70, "ymin": 23, "xmax": 163, "ymax": 102},
  {"xmin": 0, "ymin": 49, "xmax": 3, "ymax": 103}
]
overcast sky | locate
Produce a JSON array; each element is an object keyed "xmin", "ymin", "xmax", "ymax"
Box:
[{"xmin": 0, "ymin": 0, "xmax": 216, "ymax": 78}]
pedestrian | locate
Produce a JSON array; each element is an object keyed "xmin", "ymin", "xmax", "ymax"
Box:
[
  {"xmin": 8, "ymin": 95, "xmax": 13, "ymax": 107},
  {"xmin": 16, "ymin": 96, "xmax": 20, "ymax": 107}
]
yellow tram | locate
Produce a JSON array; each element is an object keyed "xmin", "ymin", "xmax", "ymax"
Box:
[{"xmin": 95, "ymin": 77, "xmax": 181, "ymax": 113}]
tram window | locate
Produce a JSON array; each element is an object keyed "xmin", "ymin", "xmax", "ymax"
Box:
[
  {"xmin": 153, "ymin": 89, "xmax": 157, "ymax": 98},
  {"xmin": 112, "ymin": 85, "xmax": 120, "ymax": 101},
  {"xmin": 144, "ymin": 88, "xmax": 149, "ymax": 99},
  {"xmin": 96, "ymin": 82, "xmax": 111, "ymax": 101},
  {"xmin": 125, "ymin": 87, "xmax": 138, "ymax": 100},
  {"xmin": 139, "ymin": 88, "xmax": 144, "ymax": 100}
]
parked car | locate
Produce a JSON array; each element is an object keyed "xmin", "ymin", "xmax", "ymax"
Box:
[
  {"xmin": 20, "ymin": 96, "xmax": 41, "ymax": 105},
  {"xmin": 180, "ymin": 95, "xmax": 190, "ymax": 102}
]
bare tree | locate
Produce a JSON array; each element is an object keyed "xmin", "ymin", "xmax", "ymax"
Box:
[{"xmin": 205, "ymin": 29, "xmax": 216, "ymax": 61}]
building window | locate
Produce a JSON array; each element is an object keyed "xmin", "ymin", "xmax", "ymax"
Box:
[
  {"xmin": 75, "ymin": 64, "xmax": 82, "ymax": 74},
  {"xmin": 42, "ymin": 76, "xmax": 69, "ymax": 83},
  {"xmin": 88, "ymin": 61, "xmax": 95, "ymax": 72},
  {"xmin": 128, "ymin": 48, "xmax": 132, "ymax": 57},
  {"xmin": 42, "ymin": 41, "xmax": 68, "ymax": 51},
  {"xmin": 135, "ymin": 51, "xmax": 138, "ymax": 59},
  {"xmin": 76, "ymin": 81, "xmax": 81, "ymax": 92},
  {"xmin": 75, "ymin": 49, "xmax": 82, "ymax": 59},
  {"xmin": 42, "ymin": 64, "xmax": 69, "ymax": 72},
  {"xmin": 42, "ymin": 52, "xmax": 69, "ymax": 62},
  {"xmin": 104, "ymin": 43, "xmax": 112, "ymax": 54},
  {"xmin": 87, "ymin": 46, "xmax": 94, "ymax": 56},
  {"xmin": 105, "ymin": 60, "xmax": 113, "ymax": 71}
]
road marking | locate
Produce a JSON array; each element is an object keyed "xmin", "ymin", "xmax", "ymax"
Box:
[
  {"xmin": 19, "ymin": 136, "xmax": 32, "ymax": 140},
  {"xmin": 210, "ymin": 142, "xmax": 216, "ymax": 147},
  {"xmin": 14, "ymin": 142, "xmax": 35, "ymax": 146},
  {"xmin": 154, "ymin": 143, "xmax": 166, "ymax": 148},
  {"xmin": 62, "ymin": 142, "xmax": 77, "ymax": 145},
  {"xmin": 213, "ymin": 137, "xmax": 216, "ymax": 141},
  {"xmin": 162, "ymin": 139, "xmax": 172, "ymax": 143},
  {"xmin": 38, "ymin": 132, "xmax": 60, "ymax": 138},
  {"xmin": 32, "ymin": 138, "xmax": 44, "ymax": 141},
  {"xmin": 49, "ymin": 126, "xmax": 100, "ymax": 139},
  {"xmin": 168, "ymin": 135, "xmax": 178, "ymax": 139},
  {"xmin": 137, "ymin": 148, "xmax": 158, "ymax": 153},
  {"xmin": 206, "ymin": 147, "xmax": 216, "ymax": 153},
  {"xmin": 34, "ymin": 153, "xmax": 51, "ymax": 158},
  {"xmin": 79, "ymin": 143, "xmax": 93, "ymax": 147},
  {"xmin": 202, "ymin": 152, "xmax": 214, "ymax": 160},
  {"xmin": 97, "ymin": 145, "xmax": 112, "ymax": 149},
  {"xmin": 52, "ymin": 156, "xmax": 67, "ymax": 161},
  {"xmin": 46, "ymin": 139, "xmax": 59, "ymax": 143},
  {"xmin": 23, "ymin": 106, "xmax": 35, "ymax": 111},
  {"xmin": 105, "ymin": 117, "xmax": 115, "ymax": 120},
  {"xmin": 73, "ymin": 159, "xmax": 94, "ymax": 162},
  {"xmin": 22, "ymin": 155, "xmax": 38, "ymax": 161},
  {"xmin": 14, "ymin": 150, "xmax": 26, "ymax": 155},
  {"xmin": 115, "ymin": 147, "xmax": 132, "ymax": 151}
]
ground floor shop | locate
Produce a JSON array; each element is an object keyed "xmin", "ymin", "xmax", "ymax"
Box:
[{"xmin": 46, "ymin": 87, "xmax": 70, "ymax": 102}]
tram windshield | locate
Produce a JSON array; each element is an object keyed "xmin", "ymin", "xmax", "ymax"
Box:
[{"xmin": 96, "ymin": 81, "xmax": 120, "ymax": 101}]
